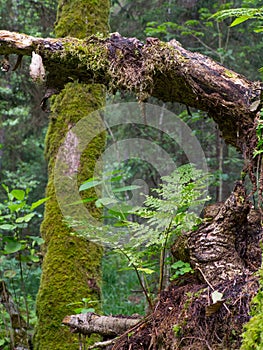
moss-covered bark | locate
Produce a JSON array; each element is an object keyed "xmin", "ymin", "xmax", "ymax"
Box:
[{"xmin": 34, "ymin": 1, "xmax": 109, "ymax": 349}]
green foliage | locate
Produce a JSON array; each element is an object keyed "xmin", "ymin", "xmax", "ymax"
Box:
[
  {"xmin": 0, "ymin": 185, "xmax": 48, "ymax": 261},
  {"xmin": 0, "ymin": 0, "xmax": 57, "ymax": 36},
  {"xmin": 212, "ymin": 7, "xmax": 263, "ymax": 29},
  {"xmin": 253, "ymin": 110, "xmax": 263, "ymax": 158},
  {"xmin": 73, "ymin": 164, "xmax": 210, "ymax": 308},
  {"xmin": 212, "ymin": 2, "xmax": 263, "ymax": 75},
  {"xmin": 67, "ymin": 297, "xmax": 97, "ymax": 314},
  {"xmin": 102, "ymin": 252, "xmax": 145, "ymax": 315},
  {"xmin": 173, "ymin": 324, "xmax": 181, "ymax": 338},
  {"xmin": 0, "ymin": 0, "xmax": 55, "ymax": 218},
  {"xmin": 0, "ymin": 186, "xmax": 47, "ymax": 348},
  {"xmin": 170, "ymin": 260, "xmax": 193, "ymax": 280},
  {"xmin": 241, "ymin": 263, "xmax": 263, "ymax": 349}
]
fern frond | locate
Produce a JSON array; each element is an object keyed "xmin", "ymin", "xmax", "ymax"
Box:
[{"xmin": 212, "ymin": 7, "xmax": 263, "ymax": 25}]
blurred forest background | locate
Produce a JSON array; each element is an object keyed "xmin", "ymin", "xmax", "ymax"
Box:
[{"xmin": 0, "ymin": 0, "xmax": 262, "ymax": 347}]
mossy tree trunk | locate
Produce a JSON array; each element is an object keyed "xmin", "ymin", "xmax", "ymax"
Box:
[
  {"xmin": 1, "ymin": 24, "xmax": 263, "ymax": 349},
  {"xmin": 33, "ymin": 1, "xmax": 109, "ymax": 349}
]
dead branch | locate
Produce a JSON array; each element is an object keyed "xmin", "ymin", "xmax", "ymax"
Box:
[
  {"xmin": 62, "ymin": 312, "xmax": 142, "ymax": 337},
  {"xmin": 0, "ymin": 30, "xmax": 261, "ymax": 149},
  {"xmin": 88, "ymin": 338, "xmax": 117, "ymax": 349}
]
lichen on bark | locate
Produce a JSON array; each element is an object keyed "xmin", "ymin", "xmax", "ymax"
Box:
[{"xmin": 34, "ymin": 0, "xmax": 110, "ymax": 349}]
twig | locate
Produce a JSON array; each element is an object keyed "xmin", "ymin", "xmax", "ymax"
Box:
[{"xmin": 88, "ymin": 338, "xmax": 117, "ymax": 349}]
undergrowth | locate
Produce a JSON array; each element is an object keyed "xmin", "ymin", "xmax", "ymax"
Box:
[{"xmin": 102, "ymin": 251, "xmax": 145, "ymax": 315}]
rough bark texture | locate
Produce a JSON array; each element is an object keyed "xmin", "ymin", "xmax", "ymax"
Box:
[
  {"xmin": 62, "ymin": 312, "xmax": 141, "ymax": 337},
  {"xmin": 33, "ymin": 1, "xmax": 110, "ymax": 349},
  {"xmin": 0, "ymin": 31, "xmax": 261, "ymax": 150},
  {"xmin": 188, "ymin": 181, "xmax": 250, "ymax": 285}
]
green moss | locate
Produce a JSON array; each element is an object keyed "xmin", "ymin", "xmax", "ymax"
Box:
[
  {"xmin": 55, "ymin": 0, "xmax": 110, "ymax": 38},
  {"xmin": 34, "ymin": 0, "xmax": 109, "ymax": 347},
  {"xmin": 34, "ymin": 82, "xmax": 106, "ymax": 350},
  {"xmin": 241, "ymin": 266, "xmax": 263, "ymax": 350},
  {"xmin": 34, "ymin": 235, "xmax": 102, "ymax": 349}
]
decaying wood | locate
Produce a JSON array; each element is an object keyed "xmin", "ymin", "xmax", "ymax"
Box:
[
  {"xmin": 88, "ymin": 339, "xmax": 117, "ymax": 349},
  {"xmin": 0, "ymin": 30, "xmax": 261, "ymax": 149},
  {"xmin": 188, "ymin": 181, "xmax": 251, "ymax": 284},
  {"xmin": 0, "ymin": 280, "xmax": 31, "ymax": 349},
  {"xmin": 62, "ymin": 312, "xmax": 142, "ymax": 337}
]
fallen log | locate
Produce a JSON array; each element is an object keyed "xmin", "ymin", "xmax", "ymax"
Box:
[
  {"xmin": 62, "ymin": 312, "xmax": 142, "ymax": 337},
  {"xmin": 0, "ymin": 30, "xmax": 261, "ymax": 149}
]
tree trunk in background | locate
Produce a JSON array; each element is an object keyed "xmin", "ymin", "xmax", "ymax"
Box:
[{"xmin": 33, "ymin": 1, "xmax": 110, "ymax": 349}]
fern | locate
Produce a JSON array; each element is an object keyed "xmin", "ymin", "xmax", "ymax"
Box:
[
  {"xmin": 70, "ymin": 164, "xmax": 210, "ymax": 307},
  {"xmin": 212, "ymin": 7, "xmax": 263, "ymax": 27}
]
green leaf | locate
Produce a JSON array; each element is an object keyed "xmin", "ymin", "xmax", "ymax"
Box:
[
  {"xmin": 28, "ymin": 254, "xmax": 40, "ymax": 262},
  {"xmin": 29, "ymin": 236, "xmax": 45, "ymax": 245},
  {"xmin": 16, "ymin": 212, "xmax": 35, "ymax": 223},
  {"xmin": 95, "ymin": 197, "xmax": 118, "ymax": 208},
  {"xmin": 110, "ymin": 175, "xmax": 123, "ymax": 182},
  {"xmin": 230, "ymin": 16, "xmax": 250, "ymax": 27},
  {"xmin": 8, "ymin": 202, "xmax": 25, "ymax": 212},
  {"xmin": 3, "ymin": 269, "xmax": 17, "ymax": 278},
  {"xmin": 73, "ymin": 307, "xmax": 95, "ymax": 314},
  {"xmin": 4, "ymin": 240, "xmax": 23, "ymax": 254},
  {"xmin": 0, "ymin": 338, "xmax": 9, "ymax": 346},
  {"xmin": 2, "ymin": 184, "xmax": 9, "ymax": 193},
  {"xmin": 11, "ymin": 189, "xmax": 25, "ymax": 201},
  {"xmin": 254, "ymin": 27, "xmax": 263, "ymax": 33},
  {"xmin": 66, "ymin": 197, "xmax": 97, "ymax": 206},
  {"xmin": 0, "ymin": 224, "xmax": 16, "ymax": 230},
  {"xmin": 79, "ymin": 179, "xmax": 102, "ymax": 191},
  {"xmin": 80, "ymin": 307, "xmax": 95, "ymax": 314},
  {"xmin": 137, "ymin": 267, "xmax": 155, "ymax": 274},
  {"xmin": 112, "ymin": 185, "xmax": 141, "ymax": 193},
  {"xmin": 171, "ymin": 260, "xmax": 186, "ymax": 269},
  {"xmin": 30, "ymin": 197, "xmax": 50, "ymax": 210}
]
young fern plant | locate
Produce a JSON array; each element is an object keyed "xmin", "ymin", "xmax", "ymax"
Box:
[
  {"xmin": 73, "ymin": 164, "xmax": 210, "ymax": 310},
  {"xmin": 126, "ymin": 164, "xmax": 210, "ymax": 295}
]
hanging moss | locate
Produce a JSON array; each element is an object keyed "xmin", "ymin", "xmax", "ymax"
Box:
[{"xmin": 34, "ymin": 0, "xmax": 110, "ymax": 348}]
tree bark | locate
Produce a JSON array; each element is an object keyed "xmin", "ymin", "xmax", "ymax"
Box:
[
  {"xmin": 62, "ymin": 312, "xmax": 141, "ymax": 337},
  {"xmin": 188, "ymin": 181, "xmax": 250, "ymax": 285},
  {"xmin": 33, "ymin": 1, "xmax": 110, "ymax": 349},
  {"xmin": 0, "ymin": 31, "xmax": 261, "ymax": 150}
]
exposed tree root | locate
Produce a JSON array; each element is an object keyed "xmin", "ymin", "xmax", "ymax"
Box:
[{"xmin": 62, "ymin": 182, "xmax": 263, "ymax": 350}]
